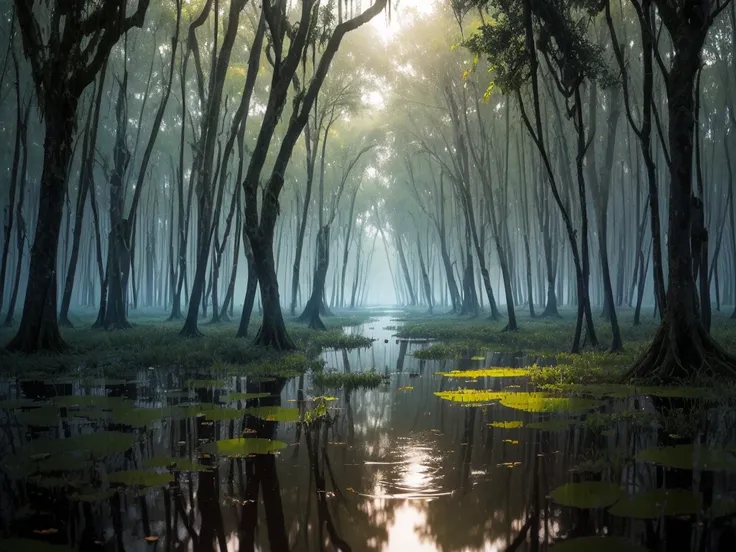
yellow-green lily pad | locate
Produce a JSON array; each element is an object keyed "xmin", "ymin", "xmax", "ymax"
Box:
[
  {"xmin": 439, "ymin": 368, "xmax": 531, "ymax": 378},
  {"xmin": 434, "ymin": 389, "xmax": 506, "ymax": 404},
  {"xmin": 245, "ymin": 406, "xmax": 300, "ymax": 422},
  {"xmin": 500, "ymin": 393, "xmax": 602, "ymax": 413},
  {"xmin": 488, "ymin": 421, "xmax": 524, "ymax": 429},
  {"xmin": 549, "ymin": 481, "xmax": 621, "ymax": 509}
]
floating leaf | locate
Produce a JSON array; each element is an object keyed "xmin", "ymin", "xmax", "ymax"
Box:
[
  {"xmin": 185, "ymin": 379, "xmax": 225, "ymax": 388},
  {"xmin": 497, "ymin": 461, "xmax": 521, "ymax": 468},
  {"xmin": 19, "ymin": 431, "xmax": 136, "ymax": 458},
  {"xmin": 527, "ymin": 420, "xmax": 576, "ymax": 431},
  {"xmin": 71, "ymin": 489, "xmax": 118, "ymax": 502},
  {"xmin": 502, "ymin": 439, "xmax": 519, "ymax": 445},
  {"xmin": 142, "ymin": 457, "xmax": 209, "ymax": 472},
  {"xmin": 636, "ymin": 445, "xmax": 736, "ymax": 472},
  {"xmin": 439, "ymin": 368, "xmax": 531, "ymax": 378},
  {"xmin": 488, "ymin": 421, "xmax": 524, "ymax": 429},
  {"xmin": 245, "ymin": 406, "xmax": 300, "ymax": 422},
  {"xmin": 434, "ymin": 389, "xmax": 505, "ymax": 404},
  {"xmin": 552, "ymin": 537, "xmax": 648, "ymax": 552},
  {"xmin": 500, "ymin": 393, "xmax": 602, "ymax": 413},
  {"xmin": 609, "ymin": 489, "xmax": 700, "ymax": 519},
  {"xmin": 470, "ymin": 356, "xmax": 486, "ymax": 361},
  {"xmin": 200, "ymin": 438, "xmax": 288, "ymax": 457},
  {"xmin": 200, "ymin": 408, "xmax": 244, "ymax": 422},
  {"xmin": 549, "ymin": 482, "xmax": 621, "ymax": 509},
  {"xmin": 51, "ymin": 396, "xmax": 128, "ymax": 409},
  {"xmin": 36, "ymin": 454, "xmax": 87, "ymax": 473},
  {"xmin": 108, "ymin": 470, "xmax": 174, "ymax": 487},
  {"xmin": 222, "ymin": 392, "xmax": 272, "ymax": 401},
  {"xmin": 112, "ymin": 407, "xmax": 174, "ymax": 428},
  {"xmin": 17, "ymin": 407, "xmax": 61, "ymax": 427},
  {"xmin": 144, "ymin": 536, "xmax": 159, "ymax": 543},
  {"xmin": 0, "ymin": 399, "xmax": 37, "ymax": 409}
]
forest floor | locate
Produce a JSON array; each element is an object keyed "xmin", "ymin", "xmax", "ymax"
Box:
[
  {"xmin": 3, "ymin": 306, "xmax": 736, "ymax": 388},
  {"xmin": 0, "ymin": 309, "xmax": 376, "ymax": 379}
]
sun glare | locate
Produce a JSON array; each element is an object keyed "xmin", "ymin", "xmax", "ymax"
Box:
[{"xmin": 371, "ymin": 0, "xmax": 436, "ymax": 42}]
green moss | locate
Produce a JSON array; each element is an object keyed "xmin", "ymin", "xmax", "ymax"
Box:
[{"xmin": 439, "ymin": 368, "xmax": 532, "ymax": 378}]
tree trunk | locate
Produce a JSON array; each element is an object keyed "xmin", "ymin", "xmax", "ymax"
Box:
[
  {"xmin": 628, "ymin": 17, "xmax": 736, "ymax": 380},
  {"xmin": 298, "ymin": 225, "xmax": 330, "ymax": 330},
  {"xmin": 417, "ymin": 232, "xmax": 433, "ymax": 314},
  {"xmin": 395, "ymin": 235, "xmax": 417, "ymax": 306},
  {"xmin": 6, "ymin": 94, "xmax": 78, "ymax": 352}
]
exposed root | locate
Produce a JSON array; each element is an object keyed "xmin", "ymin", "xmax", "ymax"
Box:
[
  {"xmin": 625, "ymin": 322, "xmax": 736, "ymax": 383},
  {"xmin": 253, "ymin": 323, "xmax": 297, "ymax": 350}
]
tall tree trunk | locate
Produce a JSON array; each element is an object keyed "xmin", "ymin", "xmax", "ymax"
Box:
[
  {"xmin": 6, "ymin": 89, "xmax": 79, "ymax": 352},
  {"xmin": 298, "ymin": 225, "xmax": 330, "ymax": 330},
  {"xmin": 628, "ymin": 10, "xmax": 736, "ymax": 380}
]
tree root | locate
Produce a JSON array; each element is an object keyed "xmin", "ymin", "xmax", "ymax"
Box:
[{"xmin": 625, "ymin": 321, "xmax": 736, "ymax": 383}]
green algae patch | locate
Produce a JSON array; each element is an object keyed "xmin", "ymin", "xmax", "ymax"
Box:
[
  {"xmin": 527, "ymin": 419, "xmax": 576, "ymax": 431},
  {"xmin": 434, "ymin": 389, "xmax": 506, "ymax": 403},
  {"xmin": 552, "ymin": 537, "xmax": 647, "ymax": 552},
  {"xmin": 108, "ymin": 470, "xmax": 174, "ymax": 487},
  {"xmin": 439, "ymin": 368, "xmax": 532, "ymax": 378},
  {"xmin": 549, "ymin": 482, "xmax": 621, "ymax": 509},
  {"xmin": 500, "ymin": 392, "xmax": 603, "ymax": 413},
  {"xmin": 488, "ymin": 421, "xmax": 524, "ymax": 429},
  {"xmin": 635, "ymin": 444, "xmax": 736, "ymax": 472},
  {"xmin": 245, "ymin": 406, "xmax": 300, "ymax": 422},
  {"xmin": 200, "ymin": 438, "xmax": 288, "ymax": 457}
]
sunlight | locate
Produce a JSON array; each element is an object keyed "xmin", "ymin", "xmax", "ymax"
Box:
[{"xmin": 370, "ymin": 0, "xmax": 436, "ymax": 42}]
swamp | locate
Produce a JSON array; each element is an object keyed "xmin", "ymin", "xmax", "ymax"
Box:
[{"xmin": 2, "ymin": 0, "xmax": 736, "ymax": 551}]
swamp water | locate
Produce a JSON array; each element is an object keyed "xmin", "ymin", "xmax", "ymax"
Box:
[{"xmin": 1, "ymin": 315, "xmax": 736, "ymax": 551}]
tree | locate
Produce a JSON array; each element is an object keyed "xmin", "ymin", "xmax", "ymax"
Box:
[
  {"xmin": 627, "ymin": 0, "xmax": 736, "ymax": 380},
  {"xmin": 7, "ymin": 0, "xmax": 150, "ymax": 352}
]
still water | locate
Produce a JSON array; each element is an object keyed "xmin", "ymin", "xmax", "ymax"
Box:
[{"xmin": 1, "ymin": 316, "xmax": 735, "ymax": 551}]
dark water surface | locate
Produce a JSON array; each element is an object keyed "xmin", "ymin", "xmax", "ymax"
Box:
[{"xmin": 2, "ymin": 316, "xmax": 736, "ymax": 551}]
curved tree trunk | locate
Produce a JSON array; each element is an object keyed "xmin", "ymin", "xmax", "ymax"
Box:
[{"xmin": 298, "ymin": 225, "xmax": 330, "ymax": 330}]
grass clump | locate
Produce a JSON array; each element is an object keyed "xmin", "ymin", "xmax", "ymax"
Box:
[
  {"xmin": 413, "ymin": 340, "xmax": 489, "ymax": 360},
  {"xmin": 313, "ymin": 369, "xmax": 388, "ymax": 391}
]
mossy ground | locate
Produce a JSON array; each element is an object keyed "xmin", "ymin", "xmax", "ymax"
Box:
[
  {"xmin": 397, "ymin": 308, "xmax": 736, "ymax": 386},
  {"xmin": 0, "ymin": 308, "xmax": 375, "ymax": 378}
]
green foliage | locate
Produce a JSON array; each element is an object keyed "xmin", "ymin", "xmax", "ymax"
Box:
[
  {"xmin": 313, "ymin": 369, "xmax": 387, "ymax": 390},
  {"xmin": 635, "ymin": 445, "xmax": 736, "ymax": 472}
]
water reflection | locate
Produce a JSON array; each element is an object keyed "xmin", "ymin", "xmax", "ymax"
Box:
[{"xmin": 1, "ymin": 316, "xmax": 735, "ymax": 551}]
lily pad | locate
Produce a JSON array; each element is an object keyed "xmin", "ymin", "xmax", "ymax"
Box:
[
  {"xmin": 200, "ymin": 438, "xmax": 288, "ymax": 457},
  {"xmin": 36, "ymin": 454, "xmax": 87, "ymax": 473},
  {"xmin": 71, "ymin": 489, "xmax": 118, "ymax": 502},
  {"xmin": 185, "ymin": 379, "xmax": 225, "ymax": 388},
  {"xmin": 549, "ymin": 481, "xmax": 621, "ymax": 509},
  {"xmin": 0, "ymin": 399, "xmax": 37, "ymax": 409},
  {"xmin": 488, "ymin": 421, "xmax": 524, "ymax": 429},
  {"xmin": 636, "ymin": 445, "xmax": 736, "ymax": 472},
  {"xmin": 609, "ymin": 489, "xmax": 700, "ymax": 519},
  {"xmin": 439, "ymin": 368, "xmax": 531, "ymax": 378},
  {"xmin": 500, "ymin": 393, "xmax": 602, "ymax": 413},
  {"xmin": 245, "ymin": 406, "xmax": 300, "ymax": 422},
  {"xmin": 51, "ymin": 395, "xmax": 128, "ymax": 409},
  {"xmin": 17, "ymin": 407, "xmax": 61, "ymax": 427},
  {"xmin": 108, "ymin": 470, "xmax": 174, "ymax": 487},
  {"xmin": 20, "ymin": 431, "xmax": 137, "ymax": 458},
  {"xmin": 112, "ymin": 407, "xmax": 172, "ymax": 428},
  {"xmin": 434, "ymin": 389, "xmax": 505, "ymax": 404},
  {"xmin": 142, "ymin": 457, "xmax": 210, "ymax": 472},
  {"xmin": 200, "ymin": 408, "xmax": 244, "ymax": 422},
  {"xmin": 552, "ymin": 537, "xmax": 648, "ymax": 552},
  {"xmin": 222, "ymin": 392, "xmax": 272, "ymax": 401},
  {"xmin": 527, "ymin": 420, "xmax": 576, "ymax": 431}
]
